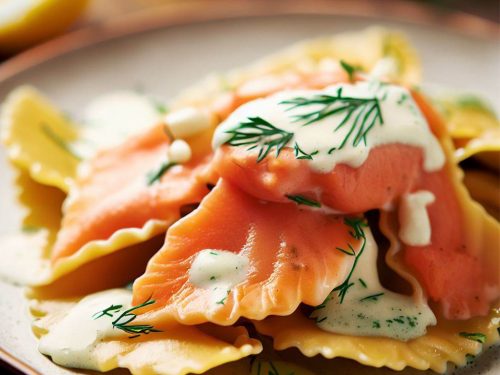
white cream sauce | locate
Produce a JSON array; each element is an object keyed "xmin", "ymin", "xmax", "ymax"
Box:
[
  {"xmin": 213, "ymin": 81, "xmax": 445, "ymax": 174},
  {"xmin": 311, "ymin": 227, "xmax": 436, "ymax": 341},
  {"xmin": 38, "ymin": 289, "xmax": 132, "ymax": 370},
  {"xmin": 399, "ymin": 191, "xmax": 436, "ymax": 246},
  {"xmin": 188, "ymin": 249, "xmax": 249, "ymax": 305}
]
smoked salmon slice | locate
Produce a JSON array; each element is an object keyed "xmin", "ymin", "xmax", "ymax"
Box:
[
  {"xmin": 133, "ymin": 179, "xmax": 359, "ymax": 326},
  {"xmin": 399, "ymin": 94, "xmax": 500, "ymax": 319},
  {"xmin": 51, "ymin": 125, "xmax": 212, "ymax": 261},
  {"xmin": 213, "ymin": 144, "xmax": 424, "ymax": 213}
]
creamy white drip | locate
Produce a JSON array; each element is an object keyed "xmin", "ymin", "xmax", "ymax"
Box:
[
  {"xmin": 38, "ymin": 289, "xmax": 132, "ymax": 370},
  {"xmin": 399, "ymin": 190, "xmax": 436, "ymax": 246},
  {"xmin": 188, "ymin": 249, "xmax": 249, "ymax": 305},
  {"xmin": 213, "ymin": 81, "xmax": 445, "ymax": 174},
  {"xmin": 311, "ymin": 227, "xmax": 436, "ymax": 341}
]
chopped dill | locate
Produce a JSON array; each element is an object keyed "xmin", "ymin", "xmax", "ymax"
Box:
[
  {"xmin": 335, "ymin": 243, "xmax": 356, "ymax": 256},
  {"xmin": 285, "ymin": 194, "xmax": 321, "ymax": 208},
  {"xmin": 358, "ymin": 278, "xmax": 367, "ymax": 288},
  {"xmin": 459, "ymin": 332, "xmax": 486, "ymax": 344},
  {"xmin": 41, "ymin": 123, "xmax": 82, "ymax": 161},
  {"xmin": 146, "ymin": 161, "xmax": 176, "ymax": 185},
  {"xmin": 359, "ymin": 292, "xmax": 384, "ymax": 302},
  {"xmin": 293, "ymin": 141, "xmax": 318, "ymax": 160},
  {"xmin": 224, "ymin": 116, "xmax": 293, "ymax": 162},
  {"xmin": 21, "ymin": 225, "xmax": 42, "ymax": 233},
  {"xmin": 216, "ymin": 290, "xmax": 230, "ymax": 305},
  {"xmin": 331, "ymin": 217, "xmax": 368, "ymax": 303},
  {"xmin": 314, "ymin": 217, "xmax": 368, "ymax": 310},
  {"xmin": 93, "ymin": 304, "xmax": 122, "ymax": 319},
  {"xmin": 153, "ymin": 102, "xmax": 168, "ymax": 115},
  {"xmin": 93, "ymin": 298, "xmax": 161, "ymax": 338},
  {"xmin": 280, "ymin": 88, "xmax": 384, "ymax": 153},
  {"xmin": 340, "ymin": 60, "xmax": 361, "ymax": 81}
]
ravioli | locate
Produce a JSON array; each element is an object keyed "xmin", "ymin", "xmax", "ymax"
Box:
[
  {"xmin": 133, "ymin": 179, "xmax": 358, "ymax": 325},
  {"xmin": 253, "ymin": 307, "xmax": 499, "ymax": 374},
  {"xmin": 2, "ymin": 165, "xmax": 170, "ymax": 288},
  {"xmin": 51, "ymin": 124, "xmax": 212, "ymax": 262},
  {"xmin": 0, "ymin": 170, "xmax": 64, "ymax": 284},
  {"xmin": 0, "ymin": 86, "xmax": 80, "ymax": 192},
  {"xmin": 31, "ymin": 291, "xmax": 262, "ymax": 375}
]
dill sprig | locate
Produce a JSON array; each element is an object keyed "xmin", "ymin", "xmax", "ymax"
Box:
[
  {"xmin": 216, "ymin": 290, "xmax": 230, "ymax": 305},
  {"xmin": 334, "ymin": 243, "xmax": 356, "ymax": 256},
  {"xmin": 331, "ymin": 217, "xmax": 368, "ymax": 303},
  {"xmin": 41, "ymin": 123, "xmax": 82, "ymax": 161},
  {"xmin": 224, "ymin": 116, "xmax": 293, "ymax": 162},
  {"xmin": 146, "ymin": 161, "xmax": 176, "ymax": 185},
  {"xmin": 340, "ymin": 60, "xmax": 362, "ymax": 81},
  {"xmin": 92, "ymin": 304, "xmax": 122, "ymax": 319},
  {"xmin": 459, "ymin": 332, "xmax": 486, "ymax": 344},
  {"xmin": 93, "ymin": 298, "xmax": 161, "ymax": 338},
  {"xmin": 360, "ymin": 292, "xmax": 384, "ymax": 302},
  {"xmin": 285, "ymin": 194, "xmax": 321, "ymax": 208},
  {"xmin": 315, "ymin": 217, "xmax": 368, "ymax": 309},
  {"xmin": 280, "ymin": 87, "xmax": 384, "ymax": 150},
  {"xmin": 293, "ymin": 141, "xmax": 318, "ymax": 160}
]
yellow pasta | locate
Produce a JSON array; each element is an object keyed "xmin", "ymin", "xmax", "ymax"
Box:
[
  {"xmin": 253, "ymin": 307, "xmax": 499, "ymax": 374},
  {"xmin": 433, "ymin": 94, "xmax": 500, "ymax": 165},
  {"xmin": 0, "ymin": 86, "xmax": 80, "ymax": 192},
  {"xmin": 31, "ymin": 297, "xmax": 262, "ymax": 375}
]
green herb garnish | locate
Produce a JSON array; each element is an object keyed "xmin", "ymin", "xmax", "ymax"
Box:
[
  {"xmin": 459, "ymin": 332, "xmax": 486, "ymax": 344},
  {"xmin": 285, "ymin": 194, "xmax": 321, "ymax": 208},
  {"xmin": 41, "ymin": 123, "xmax": 82, "ymax": 161},
  {"xmin": 146, "ymin": 161, "xmax": 176, "ymax": 185},
  {"xmin": 224, "ymin": 116, "xmax": 293, "ymax": 162},
  {"xmin": 315, "ymin": 316, "xmax": 327, "ymax": 324},
  {"xmin": 93, "ymin": 304, "xmax": 122, "ymax": 319},
  {"xmin": 335, "ymin": 243, "xmax": 356, "ymax": 256},
  {"xmin": 323, "ymin": 217, "xmax": 368, "ymax": 305},
  {"xmin": 281, "ymin": 88, "xmax": 384, "ymax": 151},
  {"xmin": 21, "ymin": 225, "xmax": 42, "ymax": 233},
  {"xmin": 94, "ymin": 298, "xmax": 161, "ymax": 338},
  {"xmin": 360, "ymin": 292, "xmax": 384, "ymax": 302},
  {"xmin": 293, "ymin": 141, "xmax": 318, "ymax": 160},
  {"xmin": 153, "ymin": 102, "xmax": 168, "ymax": 115},
  {"xmin": 397, "ymin": 93, "xmax": 408, "ymax": 105},
  {"xmin": 216, "ymin": 290, "xmax": 230, "ymax": 305},
  {"xmin": 358, "ymin": 278, "xmax": 367, "ymax": 288},
  {"xmin": 340, "ymin": 60, "xmax": 361, "ymax": 81}
]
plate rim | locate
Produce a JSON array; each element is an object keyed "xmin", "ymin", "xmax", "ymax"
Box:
[
  {"xmin": 0, "ymin": 1, "xmax": 498, "ymax": 374},
  {"xmin": 0, "ymin": 0, "xmax": 498, "ymax": 82}
]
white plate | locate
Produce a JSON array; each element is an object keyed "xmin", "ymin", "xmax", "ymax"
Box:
[{"xmin": 0, "ymin": 3, "xmax": 498, "ymax": 374}]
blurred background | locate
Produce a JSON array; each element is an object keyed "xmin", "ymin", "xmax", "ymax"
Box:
[{"xmin": 0, "ymin": 0, "xmax": 498, "ymax": 61}]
